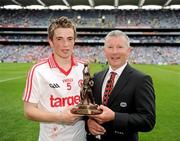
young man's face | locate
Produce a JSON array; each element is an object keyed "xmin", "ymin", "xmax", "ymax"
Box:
[
  {"xmin": 104, "ymin": 36, "xmax": 131, "ymax": 70},
  {"xmin": 49, "ymin": 28, "xmax": 75, "ymax": 59}
]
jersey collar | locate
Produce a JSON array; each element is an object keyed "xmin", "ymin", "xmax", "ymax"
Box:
[{"xmin": 48, "ymin": 53, "xmax": 78, "ymax": 75}]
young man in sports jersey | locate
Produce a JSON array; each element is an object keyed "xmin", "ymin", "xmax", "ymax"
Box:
[{"xmin": 23, "ymin": 17, "xmax": 86, "ymax": 141}]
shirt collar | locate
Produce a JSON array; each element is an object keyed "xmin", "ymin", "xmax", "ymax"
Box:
[
  {"xmin": 48, "ymin": 53, "xmax": 78, "ymax": 69},
  {"xmin": 108, "ymin": 63, "xmax": 127, "ymax": 77}
]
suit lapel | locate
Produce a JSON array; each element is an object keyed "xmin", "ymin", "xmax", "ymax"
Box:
[
  {"xmin": 95, "ymin": 69, "xmax": 108, "ymax": 105},
  {"xmin": 107, "ymin": 64, "xmax": 133, "ymax": 107}
]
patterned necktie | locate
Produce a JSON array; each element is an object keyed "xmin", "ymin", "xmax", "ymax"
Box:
[{"xmin": 103, "ymin": 72, "xmax": 117, "ymax": 105}]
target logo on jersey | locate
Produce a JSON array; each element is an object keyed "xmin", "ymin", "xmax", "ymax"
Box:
[{"xmin": 50, "ymin": 95, "xmax": 80, "ymax": 107}]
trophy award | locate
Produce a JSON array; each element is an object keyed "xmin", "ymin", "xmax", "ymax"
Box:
[{"xmin": 71, "ymin": 64, "xmax": 102, "ymax": 115}]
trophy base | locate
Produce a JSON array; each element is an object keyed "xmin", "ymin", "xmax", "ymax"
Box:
[{"xmin": 71, "ymin": 104, "xmax": 102, "ymax": 115}]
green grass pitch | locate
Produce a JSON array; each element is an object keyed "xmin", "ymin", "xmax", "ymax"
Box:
[{"xmin": 0, "ymin": 63, "xmax": 180, "ymax": 141}]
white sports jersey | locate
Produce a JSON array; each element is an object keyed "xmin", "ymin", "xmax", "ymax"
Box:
[{"xmin": 23, "ymin": 53, "xmax": 86, "ymax": 141}]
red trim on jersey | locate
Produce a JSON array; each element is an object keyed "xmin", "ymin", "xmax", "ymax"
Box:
[
  {"xmin": 72, "ymin": 56, "xmax": 78, "ymax": 66},
  {"xmin": 48, "ymin": 54, "xmax": 56, "ymax": 68},
  {"xmin": 23, "ymin": 60, "xmax": 48, "ymax": 102},
  {"xmin": 51, "ymin": 54, "xmax": 77, "ymax": 76}
]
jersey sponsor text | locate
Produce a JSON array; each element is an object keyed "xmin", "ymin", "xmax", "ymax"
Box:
[{"xmin": 50, "ymin": 95, "xmax": 80, "ymax": 107}]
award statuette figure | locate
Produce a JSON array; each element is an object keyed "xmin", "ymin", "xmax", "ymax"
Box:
[{"xmin": 71, "ymin": 64, "xmax": 102, "ymax": 115}]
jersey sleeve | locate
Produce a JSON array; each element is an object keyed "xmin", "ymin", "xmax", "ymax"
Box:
[{"xmin": 23, "ymin": 66, "xmax": 40, "ymax": 103}]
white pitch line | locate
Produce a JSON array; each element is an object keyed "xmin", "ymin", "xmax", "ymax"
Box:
[{"xmin": 0, "ymin": 76, "xmax": 25, "ymax": 83}]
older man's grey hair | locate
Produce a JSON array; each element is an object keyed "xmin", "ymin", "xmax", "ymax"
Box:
[{"xmin": 105, "ymin": 30, "xmax": 130, "ymax": 47}]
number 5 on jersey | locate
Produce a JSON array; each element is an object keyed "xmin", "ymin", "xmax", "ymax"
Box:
[{"xmin": 67, "ymin": 82, "xmax": 72, "ymax": 90}]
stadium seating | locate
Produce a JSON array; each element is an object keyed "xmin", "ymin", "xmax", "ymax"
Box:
[{"xmin": 0, "ymin": 9, "xmax": 180, "ymax": 64}]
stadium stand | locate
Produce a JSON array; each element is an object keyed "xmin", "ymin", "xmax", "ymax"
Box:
[{"xmin": 0, "ymin": 9, "xmax": 180, "ymax": 64}]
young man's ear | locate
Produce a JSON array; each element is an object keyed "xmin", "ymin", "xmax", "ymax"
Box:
[{"xmin": 48, "ymin": 38, "xmax": 53, "ymax": 48}]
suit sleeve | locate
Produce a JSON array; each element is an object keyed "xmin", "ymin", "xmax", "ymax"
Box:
[{"xmin": 114, "ymin": 75, "xmax": 156, "ymax": 132}]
